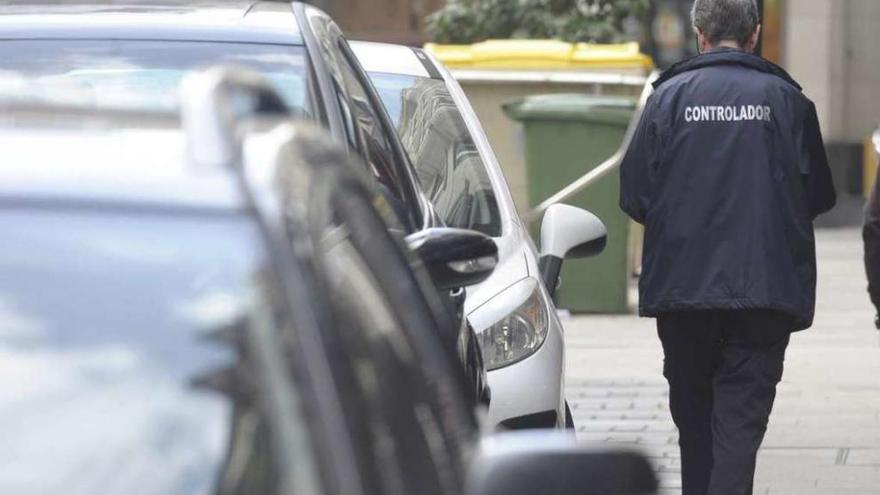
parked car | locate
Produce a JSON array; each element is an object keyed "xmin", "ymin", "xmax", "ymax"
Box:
[
  {"xmin": 351, "ymin": 41, "xmax": 608, "ymax": 429},
  {"xmin": 0, "ymin": 0, "xmax": 493, "ymax": 405},
  {"xmin": 0, "ymin": 73, "xmax": 656, "ymax": 495}
]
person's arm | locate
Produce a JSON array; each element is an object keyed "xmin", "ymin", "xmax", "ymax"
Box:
[
  {"xmin": 798, "ymin": 100, "xmax": 837, "ymax": 218},
  {"xmin": 619, "ymin": 94, "xmax": 660, "ymax": 225},
  {"xmin": 864, "ymin": 170, "xmax": 880, "ymax": 316}
]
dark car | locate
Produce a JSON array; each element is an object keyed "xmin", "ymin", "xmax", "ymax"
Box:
[
  {"xmin": 0, "ymin": 0, "xmax": 488, "ymax": 403},
  {"xmin": 0, "ymin": 96, "xmax": 473, "ymax": 493},
  {"xmin": 0, "ymin": 81, "xmax": 657, "ymax": 495}
]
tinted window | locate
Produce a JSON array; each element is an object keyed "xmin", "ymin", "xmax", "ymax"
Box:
[
  {"xmin": 0, "ymin": 40, "xmax": 310, "ymax": 114},
  {"xmin": 0, "ymin": 210, "xmax": 319, "ymax": 495},
  {"xmin": 317, "ymin": 38, "xmax": 417, "ymax": 232},
  {"xmin": 370, "ymin": 73, "xmax": 502, "ymax": 237}
]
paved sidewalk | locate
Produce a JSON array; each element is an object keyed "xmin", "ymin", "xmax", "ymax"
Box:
[{"xmin": 564, "ymin": 228, "xmax": 880, "ymax": 494}]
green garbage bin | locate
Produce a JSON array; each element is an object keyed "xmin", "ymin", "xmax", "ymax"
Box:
[{"xmin": 504, "ymin": 94, "xmax": 636, "ymax": 313}]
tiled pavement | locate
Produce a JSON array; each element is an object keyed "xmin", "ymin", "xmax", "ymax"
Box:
[{"xmin": 563, "ymin": 228, "xmax": 880, "ymax": 494}]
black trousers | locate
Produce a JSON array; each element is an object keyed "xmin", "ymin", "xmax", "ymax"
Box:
[{"xmin": 657, "ymin": 310, "xmax": 793, "ymax": 495}]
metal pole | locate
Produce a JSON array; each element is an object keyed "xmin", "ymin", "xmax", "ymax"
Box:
[{"xmin": 522, "ymin": 70, "xmax": 661, "ymax": 224}]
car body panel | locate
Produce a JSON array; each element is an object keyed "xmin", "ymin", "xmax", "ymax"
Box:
[
  {"xmin": 464, "ymin": 231, "xmax": 530, "ymax": 314},
  {"xmin": 486, "ymin": 313, "xmax": 565, "ymax": 425}
]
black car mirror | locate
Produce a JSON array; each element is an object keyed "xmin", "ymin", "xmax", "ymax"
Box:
[
  {"xmin": 406, "ymin": 227, "xmax": 498, "ymax": 291},
  {"xmin": 467, "ymin": 432, "xmax": 657, "ymax": 495}
]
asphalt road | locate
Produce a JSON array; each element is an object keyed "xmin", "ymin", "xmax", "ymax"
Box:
[{"xmin": 564, "ymin": 228, "xmax": 880, "ymax": 495}]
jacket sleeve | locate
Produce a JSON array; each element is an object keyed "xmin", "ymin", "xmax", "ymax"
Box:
[
  {"xmin": 797, "ymin": 100, "xmax": 837, "ymax": 218},
  {"xmin": 865, "ymin": 168, "xmax": 880, "ymax": 309},
  {"xmin": 619, "ymin": 94, "xmax": 660, "ymax": 225}
]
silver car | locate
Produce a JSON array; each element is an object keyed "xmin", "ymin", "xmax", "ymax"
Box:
[{"xmin": 352, "ymin": 41, "xmax": 607, "ymax": 429}]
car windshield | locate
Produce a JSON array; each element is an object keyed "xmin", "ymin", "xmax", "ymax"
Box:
[
  {"xmin": 0, "ymin": 40, "xmax": 310, "ymax": 114},
  {"xmin": 370, "ymin": 72, "xmax": 502, "ymax": 237},
  {"xmin": 0, "ymin": 209, "xmax": 317, "ymax": 495}
]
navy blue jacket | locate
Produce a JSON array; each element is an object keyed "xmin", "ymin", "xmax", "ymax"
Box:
[{"xmin": 620, "ymin": 48, "xmax": 836, "ymax": 331}]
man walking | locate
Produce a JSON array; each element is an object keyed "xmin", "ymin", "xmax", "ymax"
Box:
[
  {"xmin": 864, "ymin": 126, "xmax": 880, "ymax": 329},
  {"xmin": 619, "ymin": 1, "xmax": 836, "ymax": 494}
]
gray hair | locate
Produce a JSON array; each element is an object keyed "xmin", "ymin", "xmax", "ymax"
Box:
[{"xmin": 691, "ymin": 0, "xmax": 760, "ymax": 48}]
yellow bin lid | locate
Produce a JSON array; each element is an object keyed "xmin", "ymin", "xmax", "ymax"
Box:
[{"xmin": 424, "ymin": 39, "xmax": 654, "ymax": 70}]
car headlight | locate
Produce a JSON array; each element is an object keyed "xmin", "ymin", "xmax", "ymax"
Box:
[{"xmin": 473, "ymin": 278, "xmax": 549, "ymax": 370}]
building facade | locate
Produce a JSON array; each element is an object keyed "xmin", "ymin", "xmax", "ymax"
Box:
[
  {"xmin": 781, "ymin": 0, "xmax": 880, "ymax": 222},
  {"xmin": 312, "ymin": 0, "xmax": 444, "ymax": 45}
]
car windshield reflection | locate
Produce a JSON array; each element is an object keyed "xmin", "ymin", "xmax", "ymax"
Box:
[{"xmin": 370, "ymin": 72, "xmax": 502, "ymax": 237}]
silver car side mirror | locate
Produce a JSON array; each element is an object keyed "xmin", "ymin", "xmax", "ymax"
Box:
[{"xmin": 538, "ymin": 204, "xmax": 607, "ymax": 298}]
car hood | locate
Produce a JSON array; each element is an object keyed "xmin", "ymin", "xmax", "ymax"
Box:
[{"xmin": 464, "ymin": 227, "xmax": 531, "ymax": 318}]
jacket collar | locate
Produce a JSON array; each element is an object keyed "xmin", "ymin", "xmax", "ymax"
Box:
[{"xmin": 653, "ymin": 47, "xmax": 802, "ymax": 91}]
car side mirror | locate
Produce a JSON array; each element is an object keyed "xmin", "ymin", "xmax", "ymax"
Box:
[
  {"xmin": 537, "ymin": 204, "xmax": 607, "ymax": 299},
  {"xmin": 467, "ymin": 432, "xmax": 657, "ymax": 495},
  {"xmin": 406, "ymin": 227, "xmax": 498, "ymax": 291}
]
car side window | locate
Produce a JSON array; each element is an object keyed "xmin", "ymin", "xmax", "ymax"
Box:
[
  {"xmin": 369, "ymin": 73, "xmax": 503, "ymax": 237},
  {"xmin": 334, "ymin": 47, "xmax": 400, "ymax": 186},
  {"xmin": 321, "ymin": 41, "xmax": 420, "ymax": 232},
  {"xmin": 333, "ymin": 79, "xmax": 360, "ymax": 151}
]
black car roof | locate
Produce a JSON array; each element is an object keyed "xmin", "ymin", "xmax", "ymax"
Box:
[{"xmin": 0, "ymin": 1, "xmax": 303, "ymax": 45}]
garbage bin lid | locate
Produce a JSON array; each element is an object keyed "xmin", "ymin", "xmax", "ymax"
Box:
[
  {"xmin": 502, "ymin": 93, "xmax": 636, "ymax": 126},
  {"xmin": 424, "ymin": 40, "xmax": 654, "ymax": 70}
]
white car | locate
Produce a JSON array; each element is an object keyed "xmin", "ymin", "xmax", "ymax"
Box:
[{"xmin": 352, "ymin": 41, "xmax": 607, "ymax": 429}]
